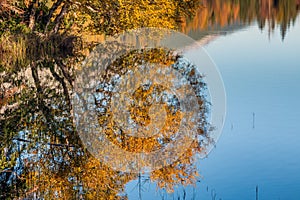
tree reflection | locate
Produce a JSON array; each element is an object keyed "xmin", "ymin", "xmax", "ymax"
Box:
[
  {"xmin": 1, "ymin": 0, "xmax": 300, "ymax": 199},
  {"xmin": 1, "ymin": 36, "xmax": 209, "ymax": 199},
  {"xmin": 182, "ymin": 0, "xmax": 300, "ymax": 40},
  {"xmin": 1, "ymin": 33, "xmax": 79, "ymax": 199}
]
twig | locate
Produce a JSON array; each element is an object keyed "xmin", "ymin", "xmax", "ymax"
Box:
[
  {"xmin": 53, "ymin": 2, "xmax": 70, "ymax": 33},
  {"xmin": 13, "ymin": 138, "xmax": 75, "ymax": 148},
  {"xmin": 0, "ymin": 2, "xmax": 24, "ymax": 14},
  {"xmin": 44, "ymin": 0, "xmax": 65, "ymax": 32}
]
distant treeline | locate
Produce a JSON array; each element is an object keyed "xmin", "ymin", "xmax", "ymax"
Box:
[{"xmin": 182, "ymin": 0, "xmax": 300, "ymax": 39}]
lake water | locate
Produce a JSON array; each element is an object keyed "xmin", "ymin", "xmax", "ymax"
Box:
[
  {"xmin": 1, "ymin": 1, "xmax": 300, "ymax": 199},
  {"xmin": 125, "ymin": 17, "xmax": 300, "ymax": 200}
]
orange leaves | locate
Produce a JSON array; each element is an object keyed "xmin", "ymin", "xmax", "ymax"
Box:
[{"xmin": 118, "ymin": 0, "xmax": 177, "ymax": 30}]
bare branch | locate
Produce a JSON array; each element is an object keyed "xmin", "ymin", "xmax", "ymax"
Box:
[
  {"xmin": 55, "ymin": 59, "xmax": 73, "ymax": 87},
  {"xmin": 13, "ymin": 138, "xmax": 75, "ymax": 147},
  {"xmin": 49, "ymin": 62, "xmax": 71, "ymax": 111}
]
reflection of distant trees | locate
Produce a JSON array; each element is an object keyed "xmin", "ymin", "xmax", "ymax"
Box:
[
  {"xmin": 1, "ymin": 0, "xmax": 300, "ymax": 199},
  {"xmin": 182, "ymin": 0, "xmax": 300, "ymax": 40},
  {"xmin": 258, "ymin": 0, "xmax": 300, "ymax": 39}
]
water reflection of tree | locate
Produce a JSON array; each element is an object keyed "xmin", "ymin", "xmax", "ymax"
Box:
[
  {"xmin": 1, "ymin": 37, "xmax": 209, "ymax": 199},
  {"xmin": 0, "ymin": 32, "xmax": 208, "ymax": 200},
  {"xmin": 1, "ymin": 33, "xmax": 77, "ymax": 198},
  {"xmin": 92, "ymin": 46, "xmax": 209, "ymax": 192},
  {"xmin": 1, "ymin": 0, "xmax": 300, "ymax": 199},
  {"xmin": 182, "ymin": 0, "xmax": 300, "ymax": 40}
]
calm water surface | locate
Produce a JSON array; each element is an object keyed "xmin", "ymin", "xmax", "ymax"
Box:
[
  {"xmin": 125, "ymin": 17, "xmax": 300, "ymax": 200},
  {"xmin": 1, "ymin": 1, "xmax": 300, "ymax": 199}
]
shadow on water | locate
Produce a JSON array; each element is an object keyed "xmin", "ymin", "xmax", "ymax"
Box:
[{"xmin": 1, "ymin": 0, "xmax": 300, "ymax": 199}]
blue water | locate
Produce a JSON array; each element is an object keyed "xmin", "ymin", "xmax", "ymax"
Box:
[{"xmin": 125, "ymin": 18, "xmax": 300, "ymax": 200}]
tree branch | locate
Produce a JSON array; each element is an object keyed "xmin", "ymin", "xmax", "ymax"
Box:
[
  {"xmin": 44, "ymin": 0, "xmax": 65, "ymax": 32},
  {"xmin": 28, "ymin": 0, "xmax": 37, "ymax": 31},
  {"xmin": 30, "ymin": 62, "xmax": 55, "ymax": 129},
  {"xmin": 13, "ymin": 138, "xmax": 75, "ymax": 147},
  {"xmin": 0, "ymin": 2, "xmax": 24, "ymax": 15},
  {"xmin": 53, "ymin": 2, "xmax": 70, "ymax": 33},
  {"xmin": 55, "ymin": 59, "xmax": 73, "ymax": 87},
  {"xmin": 49, "ymin": 62, "xmax": 71, "ymax": 111}
]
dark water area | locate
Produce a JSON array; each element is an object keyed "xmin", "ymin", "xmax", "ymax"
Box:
[{"xmin": 1, "ymin": 0, "xmax": 300, "ymax": 199}]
